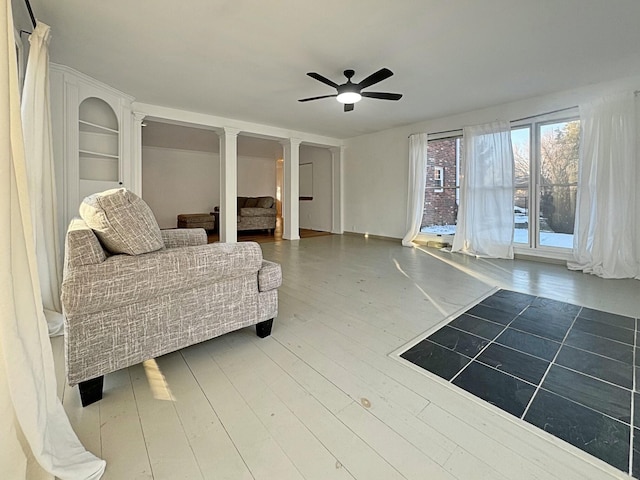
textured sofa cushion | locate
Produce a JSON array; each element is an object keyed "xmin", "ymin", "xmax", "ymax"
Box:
[
  {"xmin": 256, "ymin": 196, "xmax": 274, "ymax": 208},
  {"xmin": 61, "ymin": 242, "xmax": 263, "ymax": 316},
  {"xmin": 244, "ymin": 197, "xmax": 258, "ymax": 208},
  {"xmin": 80, "ymin": 188, "xmax": 164, "ymax": 256},
  {"xmin": 161, "ymin": 229, "xmax": 208, "ymax": 248}
]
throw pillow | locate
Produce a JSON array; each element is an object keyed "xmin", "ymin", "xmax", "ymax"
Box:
[
  {"xmin": 244, "ymin": 197, "xmax": 258, "ymax": 208},
  {"xmin": 237, "ymin": 197, "xmax": 247, "ymax": 210},
  {"xmin": 79, "ymin": 188, "xmax": 164, "ymax": 255},
  {"xmin": 256, "ymin": 196, "xmax": 274, "ymax": 208}
]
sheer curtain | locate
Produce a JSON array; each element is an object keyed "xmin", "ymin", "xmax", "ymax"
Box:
[
  {"xmin": 452, "ymin": 121, "xmax": 514, "ymax": 258},
  {"xmin": 402, "ymin": 133, "xmax": 428, "ymax": 246},
  {"xmin": 21, "ymin": 20, "xmax": 64, "ymax": 336},
  {"xmin": 568, "ymin": 92, "xmax": 639, "ymax": 279},
  {"xmin": 1, "ymin": 1, "xmax": 106, "ymax": 478}
]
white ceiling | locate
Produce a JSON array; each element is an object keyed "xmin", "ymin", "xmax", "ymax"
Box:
[{"xmin": 18, "ymin": 0, "xmax": 640, "ymax": 139}]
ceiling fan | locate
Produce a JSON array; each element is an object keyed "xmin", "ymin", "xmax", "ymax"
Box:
[{"xmin": 298, "ymin": 68, "xmax": 402, "ymax": 112}]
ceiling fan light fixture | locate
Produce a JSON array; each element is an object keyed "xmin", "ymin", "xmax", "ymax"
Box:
[
  {"xmin": 300, "ymin": 68, "xmax": 401, "ymax": 110},
  {"xmin": 336, "ymin": 91, "xmax": 362, "ymax": 104}
]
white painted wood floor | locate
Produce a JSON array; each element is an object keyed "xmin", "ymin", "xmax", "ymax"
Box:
[{"xmin": 52, "ymin": 235, "xmax": 640, "ymax": 480}]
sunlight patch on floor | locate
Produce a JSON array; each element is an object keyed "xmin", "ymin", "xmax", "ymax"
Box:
[
  {"xmin": 143, "ymin": 359, "xmax": 176, "ymax": 401},
  {"xmin": 393, "ymin": 257, "xmax": 449, "ymax": 317}
]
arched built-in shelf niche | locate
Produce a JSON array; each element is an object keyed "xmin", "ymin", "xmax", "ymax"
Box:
[{"xmin": 78, "ymin": 97, "xmax": 120, "ymax": 194}]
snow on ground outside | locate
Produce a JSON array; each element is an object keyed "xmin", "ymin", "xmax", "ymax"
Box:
[{"xmin": 421, "ymin": 225, "xmax": 574, "ymax": 249}]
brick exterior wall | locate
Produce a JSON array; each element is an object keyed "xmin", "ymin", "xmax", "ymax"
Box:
[{"xmin": 421, "ymin": 138, "xmax": 459, "ymax": 229}]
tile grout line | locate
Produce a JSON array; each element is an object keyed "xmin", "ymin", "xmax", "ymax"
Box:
[
  {"xmin": 411, "ymin": 292, "xmax": 638, "ymax": 476},
  {"xmin": 468, "ymin": 310, "xmax": 636, "ymax": 366},
  {"xmin": 449, "ymin": 298, "xmax": 532, "ymax": 383},
  {"xmin": 630, "ymin": 324, "xmax": 637, "ymax": 475},
  {"xmin": 435, "ymin": 335, "xmax": 634, "ymax": 426},
  {"xmin": 520, "ymin": 307, "xmax": 582, "ymax": 421}
]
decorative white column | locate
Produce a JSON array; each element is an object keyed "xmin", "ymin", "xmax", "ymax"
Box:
[
  {"xmin": 220, "ymin": 127, "xmax": 240, "ymax": 243},
  {"xmin": 282, "ymin": 138, "xmax": 301, "ymax": 240},
  {"xmin": 131, "ymin": 111, "xmax": 146, "ymax": 196},
  {"xmin": 330, "ymin": 146, "xmax": 344, "ymax": 234}
]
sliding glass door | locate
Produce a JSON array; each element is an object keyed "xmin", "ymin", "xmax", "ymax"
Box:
[{"xmin": 511, "ymin": 117, "xmax": 580, "ymax": 253}]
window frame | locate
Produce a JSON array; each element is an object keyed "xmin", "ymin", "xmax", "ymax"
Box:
[
  {"xmin": 511, "ymin": 110, "xmax": 579, "ymax": 260},
  {"xmin": 14, "ymin": 28, "xmax": 25, "ymax": 91},
  {"xmin": 433, "ymin": 166, "xmax": 444, "ymax": 193},
  {"xmin": 416, "ymin": 132, "xmax": 462, "ymax": 245},
  {"xmin": 416, "ymin": 109, "xmax": 579, "ymax": 260}
]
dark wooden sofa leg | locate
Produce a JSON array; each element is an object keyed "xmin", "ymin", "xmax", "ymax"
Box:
[
  {"xmin": 78, "ymin": 376, "xmax": 104, "ymax": 407},
  {"xmin": 256, "ymin": 319, "xmax": 274, "ymax": 338}
]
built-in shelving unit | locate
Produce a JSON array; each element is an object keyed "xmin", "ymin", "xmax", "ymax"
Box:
[
  {"xmin": 78, "ymin": 97, "xmax": 123, "ymax": 199},
  {"xmin": 50, "ymin": 64, "xmax": 135, "ymax": 248}
]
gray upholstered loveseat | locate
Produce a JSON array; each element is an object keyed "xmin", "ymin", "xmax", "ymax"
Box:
[
  {"xmin": 236, "ymin": 196, "xmax": 277, "ymax": 232},
  {"xmin": 61, "ymin": 188, "xmax": 282, "ymax": 406}
]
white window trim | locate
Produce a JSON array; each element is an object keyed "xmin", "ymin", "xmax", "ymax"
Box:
[
  {"xmin": 14, "ymin": 27, "xmax": 25, "ymax": 91},
  {"xmin": 434, "ymin": 166, "xmax": 444, "ymax": 193},
  {"xmin": 512, "ymin": 112, "xmax": 580, "ymax": 255},
  {"xmin": 418, "ymin": 110, "xmax": 580, "ymax": 257}
]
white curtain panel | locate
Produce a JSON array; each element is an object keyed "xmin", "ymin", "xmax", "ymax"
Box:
[
  {"xmin": 452, "ymin": 121, "xmax": 514, "ymax": 258},
  {"xmin": 0, "ymin": 2, "xmax": 106, "ymax": 478},
  {"xmin": 568, "ymin": 92, "xmax": 639, "ymax": 279},
  {"xmin": 402, "ymin": 133, "xmax": 428, "ymax": 247},
  {"xmin": 21, "ymin": 21, "xmax": 64, "ymax": 336}
]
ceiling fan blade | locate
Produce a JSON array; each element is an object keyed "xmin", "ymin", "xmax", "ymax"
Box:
[
  {"xmin": 344, "ymin": 103, "xmax": 354, "ymax": 112},
  {"xmin": 357, "ymin": 68, "xmax": 393, "ymax": 89},
  {"xmin": 361, "ymin": 91, "xmax": 403, "ymax": 101},
  {"xmin": 307, "ymin": 72, "xmax": 339, "ymax": 88},
  {"xmin": 298, "ymin": 94, "xmax": 338, "ymax": 102}
]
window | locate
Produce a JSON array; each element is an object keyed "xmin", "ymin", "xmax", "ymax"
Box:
[
  {"xmin": 434, "ymin": 166, "xmax": 444, "ymax": 192},
  {"xmin": 511, "ymin": 116, "xmax": 580, "ymax": 251},
  {"xmin": 420, "ymin": 136, "xmax": 461, "ymax": 237},
  {"xmin": 418, "ymin": 113, "xmax": 579, "ymax": 255}
]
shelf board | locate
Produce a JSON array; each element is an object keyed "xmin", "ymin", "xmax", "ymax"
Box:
[
  {"xmin": 79, "ymin": 119, "xmax": 118, "ymax": 134},
  {"xmin": 79, "ymin": 149, "xmax": 119, "ymax": 160}
]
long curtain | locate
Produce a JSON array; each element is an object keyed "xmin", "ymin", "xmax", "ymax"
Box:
[
  {"xmin": 452, "ymin": 121, "xmax": 514, "ymax": 258},
  {"xmin": 402, "ymin": 133, "xmax": 428, "ymax": 246},
  {"xmin": 1, "ymin": 1, "xmax": 106, "ymax": 478},
  {"xmin": 568, "ymin": 92, "xmax": 639, "ymax": 279},
  {"xmin": 21, "ymin": 20, "xmax": 63, "ymax": 336}
]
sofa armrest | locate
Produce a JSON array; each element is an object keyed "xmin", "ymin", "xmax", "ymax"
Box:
[
  {"xmin": 62, "ymin": 242, "xmax": 263, "ymax": 316},
  {"xmin": 258, "ymin": 260, "xmax": 282, "ymax": 292},
  {"xmin": 65, "ymin": 218, "xmax": 107, "ymax": 268},
  {"xmin": 161, "ymin": 228, "xmax": 207, "ymax": 248}
]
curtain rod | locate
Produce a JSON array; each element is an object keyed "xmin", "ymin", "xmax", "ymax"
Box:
[
  {"xmin": 408, "ymin": 104, "xmax": 579, "ymax": 139},
  {"xmin": 24, "ymin": 0, "xmax": 36, "ymax": 28}
]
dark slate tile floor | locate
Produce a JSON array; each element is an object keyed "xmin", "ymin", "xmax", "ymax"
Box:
[{"xmin": 400, "ymin": 289, "xmax": 639, "ymax": 478}]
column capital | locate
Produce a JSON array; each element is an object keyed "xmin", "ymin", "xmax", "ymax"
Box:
[
  {"xmin": 133, "ymin": 111, "xmax": 146, "ymax": 123},
  {"xmin": 280, "ymin": 137, "xmax": 302, "ymax": 147},
  {"xmin": 222, "ymin": 127, "xmax": 241, "ymax": 137}
]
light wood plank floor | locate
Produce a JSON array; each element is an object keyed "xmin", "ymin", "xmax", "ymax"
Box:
[{"xmin": 52, "ymin": 235, "xmax": 640, "ymax": 479}]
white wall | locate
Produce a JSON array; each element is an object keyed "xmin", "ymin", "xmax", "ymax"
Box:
[
  {"xmin": 142, "ymin": 121, "xmax": 280, "ymax": 227},
  {"xmin": 344, "ymin": 74, "xmax": 640, "ymax": 239},
  {"xmin": 299, "ymin": 145, "xmax": 332, "ymax": 231},
  {"xmin": 237, "ymin": 156, "xmax": 276, "ymax": 198},
  {"xmin": 143, "ymin": 149, "xmax": 280, "ymax": 228},
  {"xmin": 142, "ymin": 146, "xmax": 219, "ymax": 228}
]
